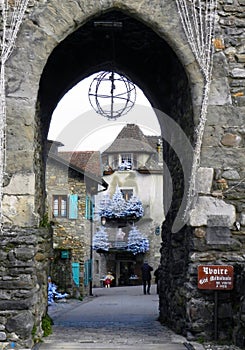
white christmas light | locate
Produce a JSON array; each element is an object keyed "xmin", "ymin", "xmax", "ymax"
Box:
[
  {"xmin": 175, "ymin": 0, "xmax": 217, "ymax": 218},
  {"xmin": 99, "ymin": 188, "xmax": 144, "ymax": 220},
  {"xmin": 92, "ymin": 226, "xmax": 110, "ymax": 251},
  {"xmin": 0, "ymin": 0, "xmax": 29, "ymax": 231},
  {"xmin": 127, "ymin": 225, "xmax": 149, "ymax": 255}
]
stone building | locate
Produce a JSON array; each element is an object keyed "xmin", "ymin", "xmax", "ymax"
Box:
[
  {"xmin": 0, "ymin": 1, "xmax": 245, "ymax": 348},
  {"xmin": 46, "ymin": 141, "xmax": 107, "ymax": 298},
  {"xmin": 93, "ymin": 124, "xmax": 163, "ymax": 287}
]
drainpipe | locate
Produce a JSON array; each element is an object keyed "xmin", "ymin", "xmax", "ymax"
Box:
[{"xmin": 89, "ymin": 217, "xmax": 93, "ymax": 296}]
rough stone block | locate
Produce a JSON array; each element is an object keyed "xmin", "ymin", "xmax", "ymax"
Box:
[
  {"xmin": 222, "ymin": 169, "xmax": 240, "ymax": 180},
  {"xmin": 197, "ymin": 167, "xmax": 214, "ymax": 194},
  {"xmin": 241, "ymin": 212, "xmax": 245, "ymax": 226},
  {"xmin": 5, "ymin": 311, "xmax": 34, "ymax": 338},
  {"xmin": 207, "ymin": 215, "xmax": 231, "ymax": 227},
  {"xmin": 189, "ymin": 196, "xmax": 236, "ymax": 227},
  {"xmin": 221, "ymin": 133, "xmax": 242, "ymax": 147},
  {"xmin": 2, "ymin": 195, "xmax": 38, "ymax": 227},
  {"xmin": 231, "ymin": 68, "xmax": 245, "ymax": 78},
  {"xmin": 209, "ymin": 77, "xmax": 232, "ymax": 106},
  {"xmin": 206, "ymin": 226, "xmax": 231, "ymax": 244},
  {"xmin": 0, "ymin": 331, "xmax": 6, "ymax": 340},
  {"xmin": 4, "ymin": 173, "xmax": 35, "ymax": 195}
]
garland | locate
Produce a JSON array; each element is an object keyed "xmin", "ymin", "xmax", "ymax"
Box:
[
  {"xmin": 0, "ymin": 0, "xmax": 29, "ymax": 231},
  {"xmin": 175, "ymin": 0, "xmax": 217, "ymax": 219}
]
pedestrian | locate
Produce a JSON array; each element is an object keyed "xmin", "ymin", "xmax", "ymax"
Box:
[
  {"xmin": 154, "ymin": 265, "xmax": 161, "ymax": 294},
  {"xmin": 141, "ymin": 261, "xmax": 153, "ymax": 295},
  {"xmin": 104, "ymin": 272, "xmax": 114, "ymax": 288}
]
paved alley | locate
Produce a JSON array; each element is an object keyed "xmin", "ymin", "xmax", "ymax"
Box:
[{"xmin": 37, "ymin": 285, "xmax": 204, "ymax": 350}]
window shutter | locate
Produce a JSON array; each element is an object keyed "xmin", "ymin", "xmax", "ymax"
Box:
[
  {"xmin": 72, "ymin": 262, "xmax": 80, "ymax": 286},
  {"xmin": 85, "ymin": 195, "xmax": 89, "ymax": 219},
  {"xmin": 68, "ymin": 194, "xmax": 78, "ymax": 219},
  {"xmin": 85, "ymin": 195, "xmax": 94, "ymax": 220},
  {"xmin": 91, "ymin": 199, "xmax": 94, "ymax": 221}
]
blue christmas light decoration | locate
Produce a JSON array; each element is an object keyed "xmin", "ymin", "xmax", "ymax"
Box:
[
  {"xmin": 98, "ymin": 194, "xmax": 113, "ymax": 218},
  {"xmin": 110, "ymin": 185, "xmax": 127, "ymax": 218},
  {"xmin": 92, "ymin": 226, "xmax": 110, "ymax": 252},
  {"xmin": 127, "ymin": 225, "xmax": 150, "ymax": 255},
  {"xmin": 125, "ymin": 195, "xmax": 144, "ymax": 218},
  {"xmin": 99, "ymin": 187, "xmax": 144, "ymax": 221}
]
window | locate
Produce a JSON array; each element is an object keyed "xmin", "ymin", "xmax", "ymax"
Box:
[
  {"xmin": 52, "ymin": 194, "xmax": 78, "ymax": 219},
  {"xmin": 118, "ymin": 153, "xmax": 133, "ymax": 170},
  {"xmin": 53, "ymin": 195, "xmax": 68, "ymax": 218},
  {"xmin": 95, "ymin": 260, "xmax": 99, "ymax": 274},
  {"xmin": 121, "ymin": 153, "xmax": 132, "ymax": 164},
  {"xmin": 120, "ymin": 189, "xmax": 133, "ymax": 201}
]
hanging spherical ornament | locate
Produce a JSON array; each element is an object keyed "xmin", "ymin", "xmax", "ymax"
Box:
[{"xmin": 88, "ymin": 71, "xmax": 136, "ymax": 120}]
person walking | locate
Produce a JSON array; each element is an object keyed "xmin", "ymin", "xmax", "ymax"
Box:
[{"xmin": 141, "ymin": 261, "xmax": 153, "ymax": 295}]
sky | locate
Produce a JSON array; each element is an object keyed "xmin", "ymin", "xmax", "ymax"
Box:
[{"xmin": 48, "ymin": 72, "xmax": 161, "ymax": 152}]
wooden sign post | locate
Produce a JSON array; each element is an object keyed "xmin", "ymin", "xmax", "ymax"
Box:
[{"xmin": 198, "ymin": 265, "xmax": 234, "ymax": 340}]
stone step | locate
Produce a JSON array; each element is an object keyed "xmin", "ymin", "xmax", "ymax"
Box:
[{"xmin": 37, "ymin": 342, "xmax": 189, "ymax": 349}]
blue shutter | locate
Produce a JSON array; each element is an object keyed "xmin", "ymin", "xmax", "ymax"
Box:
[
  {"xmin": 84, "ymin": 259, "xmax": 93, "ymax": 287},
  {"xmin": 69, "ymin": 194, "xmax": 78, "ymax": 219},
  {"xmin": 72, "ymin": 262, "xmax": 80, "ymax": 286},
  {"xmin": 85, "ymin": 196, "xmax": 94, "ymax": 220}
]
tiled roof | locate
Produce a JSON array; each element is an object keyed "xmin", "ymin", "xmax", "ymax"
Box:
[
  {"xmin": 103, "ymin": 124, "xmax": 157, "ymax": 154},
  {"xmin": 58, "ymin": 151, "xmax": 102, "ymax": 178},
  {"xmin": 145, "ymin": 135, "xmax": 160, "ymax": 150}
]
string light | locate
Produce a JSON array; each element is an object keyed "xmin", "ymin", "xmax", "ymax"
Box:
[
  {"xmin": 0, "ymin": 0, "xmax": 29, "ymax": 231},
  {"xmin": 175, "ymin": 0, "xmax": 218, "ymax": 219}
]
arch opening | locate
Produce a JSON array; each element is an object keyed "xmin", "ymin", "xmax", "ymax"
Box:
[{"xmin": 38, "ymin": 8, "xmax": 194, "ymax": 337}]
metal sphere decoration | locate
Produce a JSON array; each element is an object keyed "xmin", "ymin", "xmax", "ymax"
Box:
[{"xmin": 88, "ymin": 71, "xmax": 136, "ymax": 120}]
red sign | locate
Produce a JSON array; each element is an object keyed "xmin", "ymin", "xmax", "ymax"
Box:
[{"xmin": 198, "ymin": 265, "xmax": 234, "ymax": 290}]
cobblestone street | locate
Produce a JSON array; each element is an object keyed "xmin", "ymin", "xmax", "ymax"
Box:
[
  {"xmin": 37, "ymin": 286, "xmax": 242, "ymax": 350},
  {"xmin": 37, "ymin": 286, "xmax": 195, "ymax": 349}
]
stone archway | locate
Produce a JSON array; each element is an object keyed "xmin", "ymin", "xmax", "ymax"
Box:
[
  {"xmin": 2, "ymin": 3, "xmax": 198, "ymax": 347},
  {"xmin": 3, "ymin": 1, "xmax": 245, "ymax": 348},
  {"xmin": 37, "ymin": 6, "xmax": 196, "ymax": 337},
  {"xmin": 3, "ymin": 0, "xmax": 200, "ymax": 224}
]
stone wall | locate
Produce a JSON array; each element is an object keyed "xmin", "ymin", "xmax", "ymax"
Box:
[
  {"xmin": 0, "ymin": 0, "xmax": 244, "ymax": 348},
  {"xmin": 158, "ymin": 0, "xmax": 245, "ymax": 345},
  {"xmin": 0, "ymin": 227, "xmax": 51, "ymax": 349},
  {"xmin": 46, "ymin": 156, "xmax": 91, "ymax": 298}
]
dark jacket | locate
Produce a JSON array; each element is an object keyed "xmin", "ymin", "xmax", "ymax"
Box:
[
  {"xmin": 141, "ymin": 263, "xmax": 153, "ymax": 281},
  {"xmin": 154, "ymin": 267, "xmax": 161, "ymax": 283}
]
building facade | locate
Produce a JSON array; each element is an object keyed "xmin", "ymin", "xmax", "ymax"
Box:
[
  {"xmin": 93, "ymin": 124, "xmax": 164, "ymax": 287},
  {"xmin": 46, "ymin": 141, "xmax": 106, "ymax": 298}
]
